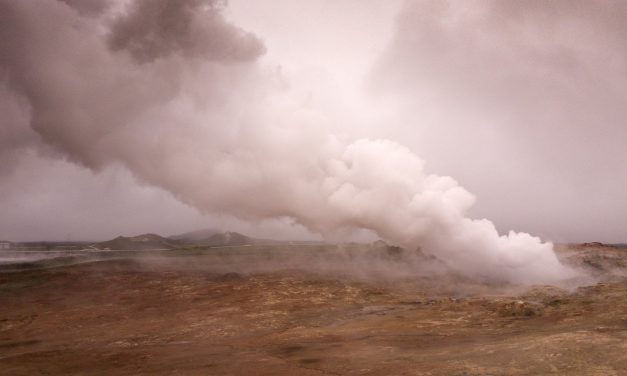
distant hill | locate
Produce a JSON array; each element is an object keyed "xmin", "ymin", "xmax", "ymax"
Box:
[
  {"xmin": 192, "ymin": 231, "xmax": 255, "ymax": 247},
  {"xmin": 169, "ymin": 228, "xmax": 220, "ymax": 242},
  {"xmin": 95, "ymin": 233, "xmax": 180, "ymax": 250},
  {"xmin": 94, "ymin": 231, "xmax": 260, "ymax": 250}
]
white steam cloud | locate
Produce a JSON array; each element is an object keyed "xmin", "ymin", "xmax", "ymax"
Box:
[{"xmin": 0, "ymin": 0, "xmax": 578, "ymax": 284}]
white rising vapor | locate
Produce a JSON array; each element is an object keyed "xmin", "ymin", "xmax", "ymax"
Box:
[{"xmin": 0, "ymin": 0, "xmax": 578, "ymax": 284}]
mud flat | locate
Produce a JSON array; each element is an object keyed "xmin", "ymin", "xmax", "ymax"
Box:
[{"xmin": 1, "ymin": 244, "xmax": 626, "ymax": 375}]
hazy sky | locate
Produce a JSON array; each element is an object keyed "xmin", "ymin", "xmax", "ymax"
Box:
[{"xmin": 0, "ymin": 0, "xmax": 625, "ymax": 244}]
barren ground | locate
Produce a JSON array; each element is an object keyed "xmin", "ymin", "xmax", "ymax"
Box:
[{"xmin": 1, "ymin": 244, "xmax": 626, "ymax": 375}]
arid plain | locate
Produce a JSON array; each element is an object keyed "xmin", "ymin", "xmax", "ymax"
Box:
[{"xmin": 1, "ymin": 242, "xmax": 626, "ymax": 375}]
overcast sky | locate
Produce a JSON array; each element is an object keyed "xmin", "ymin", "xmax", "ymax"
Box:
[{"xmin": 0, "ymin": 0, "xmax": 625, "ymax": 243}]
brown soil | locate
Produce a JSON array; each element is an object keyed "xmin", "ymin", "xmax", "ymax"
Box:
[{"xmin": 1, "ymin": 245, "xmax": 626, "ymax": 375}]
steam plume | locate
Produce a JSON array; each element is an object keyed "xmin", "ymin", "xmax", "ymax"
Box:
[{"xmin": 0, "ymin": 0, "xmax": 577, "ymax": 284}]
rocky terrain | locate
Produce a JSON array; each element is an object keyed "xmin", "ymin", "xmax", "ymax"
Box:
[{"xmin": 0, "ymin": 243, "xmax": 625, "ymax": 375}]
